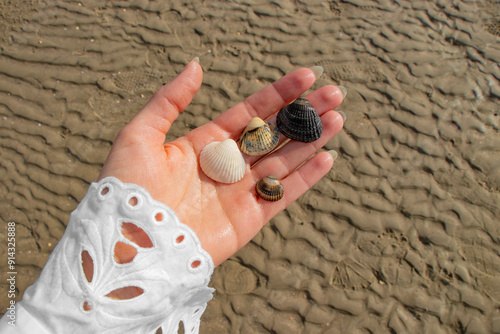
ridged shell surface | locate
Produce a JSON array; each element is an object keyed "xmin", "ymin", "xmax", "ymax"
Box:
[
  {"xmin": 276, "ymin": 97, "xmax": 322, "ymax": 143},
  {"xmin": 256, "ymin": 175, "xmax": 284, "ymax": 201},
  {"xmin": 200, "ymin": 139, "xmax": 246, "ymax": 184},
  {"xmin": 239, "ymin": 117, "xmax": 280, "ymax": 156}
]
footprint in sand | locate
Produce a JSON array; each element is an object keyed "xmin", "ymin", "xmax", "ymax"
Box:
[
  {"xmin": 330, "ymin": 258, "xmax": 375, "ymax": 290},
  {"xmin": 327, "ymin": 0, "xmax": 343, "ymax": 16},
  {"xmin": 87, "ymin": 91, "xmax": 127, "ymax": 125},
  {"xmin": 461, "ymin": 245, "xmax": 500, "ymax": 276},
  {"xmin": 112, "ymin": 69, "xmax": 163, "ymax": 94},
  {"xmin": 214, "ymin": 260, "xmax": 258, "ymax": 295},
  {"xmin": 476, "ymin": 274, "xmax": 500, "ymax": 303},
  {"xmin": 460, "ymin": 245, "xmax": 500, "ymax": 303},
  {"xmin": 344, "ymin": 110, "xmax": 378, "ymax": 140},
  {"xmin": 358, "ymin": 230, "xmax": 409, "ymax": 259},
  {"xmin": 317, "ymin": 56, "xmax": 387, "ymax": 84},
  {"xmin": 317, "ymin": 60, "xmax": 358, "ymax": 82},
  {"xmin": 485, "ymin": 19, "xmax": 500, "ymax": 37}
]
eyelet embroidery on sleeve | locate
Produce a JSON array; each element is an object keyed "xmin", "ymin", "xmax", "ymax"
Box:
[{"xmin": 19, "ymin": 177, "xmax": 214, "ymax": 334}]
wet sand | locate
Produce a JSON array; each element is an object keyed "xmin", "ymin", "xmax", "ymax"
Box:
[{"xmin": 1, "ymin": 0, "xmax": 499, "ymax": 333}]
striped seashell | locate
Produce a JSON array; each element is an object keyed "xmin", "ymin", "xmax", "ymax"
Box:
[
  {"xmin": 200, "ymin": 139, "xmax": 246, "ymax": 184},
  {"xmin": 239, "ymin": 117, "xmax": 280, "ymax": 156},
  {"xmin": 255, "ymin": 175, "xmax": 284, "ymax": 201},
  {"xmin": 276, "ymin": 97, "xmax": 322, "ymax": 143}
]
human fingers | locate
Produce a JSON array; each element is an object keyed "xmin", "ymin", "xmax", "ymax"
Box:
[
  {"xmin": 186, "ymin": 68, "xmax": 318, "ymax": 149},
  {"xmin": 251, "ymin": 109, "xmax": 343, "ymax": 179},
  {"xmin": 120, "ymin": 59, "xmax": 203, "ymax": 145},
  {"xmin": 244, "ymin": 84, "xmax": 344, "ymax": 166}
]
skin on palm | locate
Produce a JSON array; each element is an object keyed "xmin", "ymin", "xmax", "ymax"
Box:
[{"xmin": 88, "ymin": 61, "xmax": 344, "ymax": 299}]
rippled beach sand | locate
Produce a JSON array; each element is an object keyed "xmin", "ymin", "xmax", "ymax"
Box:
[{"xmin": 1, "ymin": 0, "xmax": 499, "ymax": 333}]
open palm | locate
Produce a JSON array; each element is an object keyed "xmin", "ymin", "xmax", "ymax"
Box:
[{"xmin": 98, "ymin": 60, "xmax": 344, "ymax": 266}]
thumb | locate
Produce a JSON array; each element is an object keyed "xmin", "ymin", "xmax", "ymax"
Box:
[{"xmin": 124, "ymin": 58, "xmax": 203, "ymax": 145}]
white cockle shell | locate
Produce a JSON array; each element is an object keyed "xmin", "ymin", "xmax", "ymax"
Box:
[{"xmin": 200, "ymin": 139, "xmax": 246, "ymax": 183}]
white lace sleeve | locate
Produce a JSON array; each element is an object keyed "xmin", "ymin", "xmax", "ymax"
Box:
[{"xmin": 0, "ymin": 177, "xmax": 214, "ymax": 334}]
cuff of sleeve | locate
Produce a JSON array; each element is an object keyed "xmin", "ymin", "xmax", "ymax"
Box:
[{"xmin": 7, "ymin": 177, "xmax": 214, "ymax": 334}]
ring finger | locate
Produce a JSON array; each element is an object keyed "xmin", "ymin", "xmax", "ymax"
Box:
[{"xmin": 251, "ymin": 108, "xmax": 343, "ymax": 180}]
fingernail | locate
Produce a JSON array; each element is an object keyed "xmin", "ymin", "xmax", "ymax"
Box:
[
  {"xmin": 309, "ymin": 66, "xmax": 324, "ymax": 80},
  {"xmin": 191, "ymin": 56, "xmax": 200, "ymax": 64},
  {"xmin": 328, "ymin": 150, "xmax": 338, "ymax": 161},
  {"xmin": 338, "ymin": 110, "xmax": 347, "ymax": 122},
  {"xmin": 337, "ymin": 85, "xmax": 347, "ymax": 98}
]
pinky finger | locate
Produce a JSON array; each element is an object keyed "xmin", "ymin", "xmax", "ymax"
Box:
[{"xmin": 260, "ymin": 151, "xmax": 335, "ymax": 222}]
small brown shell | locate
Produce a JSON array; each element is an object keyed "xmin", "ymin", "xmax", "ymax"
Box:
[
  {"xmin": 239, "ymin": 117, "xmax": 280, "ymax": 156},
  {"xmin": 276, "ymin": 97, "xmax": 322, "ymax": 143},
  {"xmin": 256, "ymin": 175, "xmax": 284, "ymax": 202}
]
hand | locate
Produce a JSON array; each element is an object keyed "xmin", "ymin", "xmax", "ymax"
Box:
[{"xmin": 97, "ymin": 59, "xmax": 344, "ymax": 267}]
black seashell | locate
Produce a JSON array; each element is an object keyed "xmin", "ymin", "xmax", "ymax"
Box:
[
  {"xmin": 256, "ymin": 175, "xmax": 284, "ymax": 202},
  {"xmin": 276, "ymin": 97, "xmax": 322, "ymax": 143}
]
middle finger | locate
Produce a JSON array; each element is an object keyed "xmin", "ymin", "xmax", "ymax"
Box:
[
  {"xmin": 251, "ymin": 108, "xmax": 344, "ymax": 180},
  {"xmin": 244, "ymin": 84, "xmax": 345, "ymax": 166}
]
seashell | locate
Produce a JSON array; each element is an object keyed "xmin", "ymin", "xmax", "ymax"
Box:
[
  {"xmin": 200, "ymin": 139, "xmax": 246, "ymax": 183},
  {"xmin": 255, "ymin": 175, "xmax": 284, "ymax": 201},
  {"xmin": 239, "ymin": 117, "xmax": 280, "ymax": 156},
  {"xmin": 276, "ymin": 97, "xmax": 322, "ymax": 143}
]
